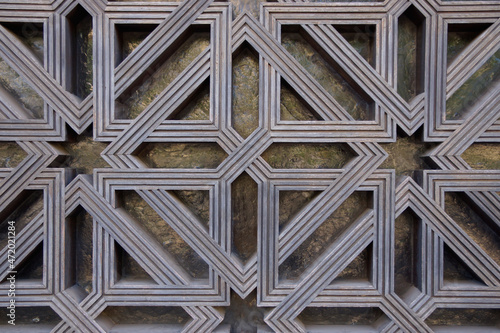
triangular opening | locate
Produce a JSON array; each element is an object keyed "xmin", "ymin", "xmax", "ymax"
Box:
[
  {"xmin": 281, "ymin": 25, "xmax": 375, "ymax": 120},
  {"xmin": 444, "ymin": 192, "xmax": 500, "ymax": 267},
  {"xmin": 333, "ymin": 24, "xmax": 376, "ymax": 68},
  {"xmin": 0, "ymin": 55, "xmax": 44, "ymax": 119},
  {"xmin": 115, "ymin": 25, "xmax": 210, "ymax": 119},
  {"xmin": 447, "ymin": 23, "xmax": 491, "ymax": 65},
  {"xmin": 331, "ymin": 243, "xmax": 372, "ymax": 284},
  {"xmin": 0, "ymin": 190, "xmax": 44, "ymax": 250},
  {"xmin": 443, "ymin": 243, "xmax": 486, "ymax": 286},
  {"xmin": 0, "ymin": 141, "xmax": 27, "ymax": 168},
  {"xmin": 278, "ymin": 190, "xmax": 322, "ymax": 232},
  {"xmin": 279, "ymin": 191, "xmax": 373, "ymax": 281},
  {"xmin": 115, "ymin": 23, "xmax": 158, "ymax": 67},
  {"xmin": 231, "ymin": 172, "xmax": 258, "ymax": 264},
  {"xmin": 166, "ymin": 79, "xmax": 210, "ymax": 121},
  {"xmin": 117, "ymin": 190, "xmax": 210, "ymax": 280},
  {"xmin": 446, "ymin": 46, "xmax": 500, "ymax": 120},
  {"xmin": 1, "ymin": 22, "xmax": 44, "ymax": 64},
  {"xmin": 16, "ymin": 242, "xmax": 44, "ymax": 281},
  {"xmin": 232, "ymin": 42, "xmax": 260, "ymax": 138},
  {"xmin": 280, "ymin": 79, "xmax": 323, "ymax": 121},
  {"xmin": 168, "ymin": 190, "xmax": 210, "ymax": 232},
  {"xmin": 115, "ymin": 241, "xmax": 156, "ymax": 284}
]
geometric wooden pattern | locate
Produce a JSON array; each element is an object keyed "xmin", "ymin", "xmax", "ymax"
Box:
[{"xmin": 0, "ymin": 0, "xmax": 499, "ymax": 332}]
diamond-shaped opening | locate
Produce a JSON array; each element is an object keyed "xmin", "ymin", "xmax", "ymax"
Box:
[
  {"xmin": 461, "ymin": 143, "xmax": 500, "ymax": 170},
  {"xmin": 261, "ymin": 143, "xmax": 355, "ymax": 169},
  {"xmin": 65, "ymin": 4, "xmax": 93, "ymax": 100},
  {"xmin": 333, "ymin": 24, "xmax": 376, "ymax": 68},
  {"xmin": 117, "ymin": 190, "xmax": 210, "ymax": 280},
  {"xmin": 97, "ymin": 306, "xmax": 191, "ymax": 332},
  {"xmin": 115, "ymin": 241, "xmax": 156, "ymax": 284},
  {"xmin": 281, "ymin": 25, "xmax": 375, "ymax": 120},
  {"xmin": 397, "ymin": 5, "xmax": 425, "ymax": 103},
  {"xmin": 447, "ymin": 23, "xmax": 491, "ymax": 65},
  {"xmin": 279, "ymin": 190, "xmax": 322, "ymax": 232},
  {"xmin": 443, "ymin": 243, "xmax": 486, "ymax": 287},
  {"xmin": 0, "ymin": 306, "xmax": 61, "ymax": 331},
  {"xmin": 279, "ymin": 191, "xmax": 373, "ymax": 281},
  {"xmin": 231, "ymin": 172, "xmax": 258, "ymax": 264},
  {"xmin": 425, "ymin": 308, "xmax": 500, "ymax": 331},
  {"xmin": 0, "ymin": 190, "xmax": 43, "ymax": 249},
  {"xmin": 394, "ymin": 208, "xmax": 422, "ymax": 302},
  {"xmin": 115, "ymin": 24, "xmax": 210, "ymax": 119},
  {"xmin": 445, "ymin": 192, "xmax": 500, "ymax": 267},
  {"xmin": 232, "ymin": 42, "xmax": 260, "ymax": 139},
  {"xmin": 135, "ymin": 141, "xmax": 227, "ymax": 169},
  {"xmin": 65, "ymin": 206, "xmax": 94, "ymax": 297},
  {"xmin": 169, "ymin": 190, "xmax": 210, "ymax": 232},
  {"xmin": 331, "ymin": 243, "xmax": 372, "ymax": 285},
  {"xmin": 0, "ymin": 141, "xmax": 27, "ymax": 168},
  {"xmin": 115, "ymin": 23, "xmax": 158, "ymax": 67},
  {"xmin": 1, "ymin": 22, "xmax": 44, "ymax": 64},
  {"xmin": 297, "ymin": 307, "xmax": 390, "ymax": 332},
  {"xmin": 50, "ymin": 126, "xmax": 109, "ymax": 175},
  {"xmin": 0, "ymin": 55, "xmax": 44, "ymax": 119},
  {"xmin": 218, "ymin": 290, "xmax": 271, "ymax": 332},
  {"xmin": 280, "ymin": 79, "xmax": 323, "ymax": 121},
  {"xmin": 166, "ymin": 79, "xmax": 210, "ymax": 121},
  {"xmin": 446, "ymin": 46, "xmax": 500, "ymax": 120}
]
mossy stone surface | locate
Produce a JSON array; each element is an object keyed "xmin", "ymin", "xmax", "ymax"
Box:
[{"xmin": 0, "ymin": 142, "xmax": 27, "ymax": 168}]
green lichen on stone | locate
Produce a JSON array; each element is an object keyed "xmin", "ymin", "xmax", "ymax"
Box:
[
  {"xmin": 393, "ymin": 209, "xmax": 420, "ymax": 296},
  {"xmin": 232, "ymin": 47, "xmax": 259, "ymax": 138},
  {"xmin": 335, "ymin": 25, "xmax": 375, "ymax": 66},
  {"xmin": 461, "ymin": 143, "xmax": 500, "ymax": 170},
  {"xmin": 0, "ymin": 56, "xmax": 44, "ymax": 118},
  {"xmin": 447, "ymin": 48, "xmax": 500, "ymax": 120},
  {"xmin": 332, "ymin": 245, "xmax": 371, "ymax": 283},
  {"xmin": 170, "ymin": 190, "xmax": 210, "ymax": 231},
  {"xmin": 70, "ymin": 210, "xmax": 94, "ymax": 294},
  {"xmin": 59, "ymin": 131, "xmax": 109, "ymax": 175},
  {"xmin": 262, "ymin": 143, "xmax": 353, "ymax": 169},
  {"xmin": 1, "ymin": 23, "xmax": 44, "ymax": 63},
  {"xmin": 445, "ymin": 192, "xmax": 500, "ymax": 267},
  {"xmin": 101, "ymin": 306, "xmax": 190, "ymax": 325},
  {"xmin": 282, "ymin": 32, "xmax": 372, "ymax": 120},
  {"xmin": 231, "ymin": 172, "xmax": 258, "ymax": 263},
  {"xmin": 279, "ymin": 191, "xmax": 320, "ymax": 231},
  {"xmin": 121, "ymin": 31, "xmax": 150, "ymax": 61},
  {"xmin": 76, "ymin": 15, "xmax": 93, "ymax": 99},
  {"xmin": 119, "ymin": 190, "xmax": 209, "ymax": 279},
  {"xmin": 118, "ymin": 33, "xmax": 210, "ymax": 119},
  {"xmin": 279, "ymin": 191, "xmax": 371, "ymax": 281},
  {"xmin": 171, "ymin": 84, "xmax": 210, "ymax": 121},
  {"xmin": 397, "ymin": 15, "xmax": 418, "ymax": 102},
  {"xmin": 280, "ymin": 83, "xmax": 320, "ymax": 121},
  {"xmin": 0, "ymin": 191, "xmax": 43, "ymax": 250},
  {"xmin": 298, "ymin": 307, "xmax": 384, "ymax": 326},
  {"xmin": 426, "ymin": 308, "xmax": 500, "ymax": 326},
  {"xmin": 138, "ymin": 142, "xmax": 227, "ymax": 169},
  {"xmin": 0, "ymin": 142, "xmax": 27, "ymax": 168},
  {"xmin": 447, "ymin": 29, "xmax": 481, "ymax": 64},
  {"xmin": 379, "ymin": 134, "xmax": 435, "ymax": 177}
]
